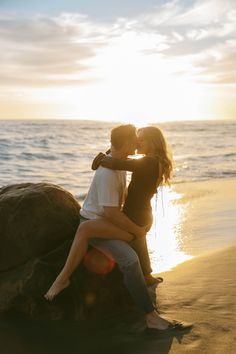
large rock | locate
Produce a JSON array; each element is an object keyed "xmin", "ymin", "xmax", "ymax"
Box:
[
  {"xmin": 0, "ymin": 183, "xmax": 81, "ymax": 272},
  {"xmin": 0, "ymin": 183, "xmax": 132, "ymax": 320}
]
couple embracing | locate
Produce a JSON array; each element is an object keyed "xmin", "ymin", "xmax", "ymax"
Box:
[{"xmin": 45, "ymin": 124, "xmax": 191, "ymax": 332}]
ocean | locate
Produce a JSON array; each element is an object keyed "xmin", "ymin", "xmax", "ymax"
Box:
[{"xmin": 1, "ymin": 119, "xmax": 236, "ymax": 271}]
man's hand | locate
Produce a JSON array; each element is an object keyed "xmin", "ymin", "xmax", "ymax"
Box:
[
  {"xmin": 135, "ymin": 225, "xmax": 147, "ymax": 238},
  {"xmin": 135, "ymin": 221, "xmax": 153, "ymax": 238},
  {"xmin": 104, "ymin": 206, "xmax": 148, "ymax": 238},
  {"xmin": 145, "ymin": 222, "xmax": 153, "ymax": 233}
]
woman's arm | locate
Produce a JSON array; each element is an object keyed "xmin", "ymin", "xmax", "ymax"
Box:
[
  {"xmin": 100, "ymin": 156, "xmax": 137, "ymax": 171},
  {"xmin": 100, "ymin": 156, "xmax": 140, "ymax": 172},
  {"xmin": 91, "ymin": 149, "xmax": 111, "ymax": 170},
  {"xmin": 91, "ymin": 152, "xmax": 139, "ymax": 172}
]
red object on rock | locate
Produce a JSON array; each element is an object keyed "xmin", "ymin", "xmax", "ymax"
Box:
[{"xmin": 83, "ymin": 248, "xmax": 115, "ymax": 274}]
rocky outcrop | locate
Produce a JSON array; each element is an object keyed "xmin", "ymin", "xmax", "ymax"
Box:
[
  {"xmin": 0, "ymin": 183, "xmax": 81, "ymax": 272},
  {"xmin": 0, "ymin": 183, "xmax": 132, "ymax": 320}
]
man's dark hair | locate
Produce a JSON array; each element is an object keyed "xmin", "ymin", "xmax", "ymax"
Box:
[{"xmin": 110, "ymin": 124, "xmax": 136, "ymax": 150}]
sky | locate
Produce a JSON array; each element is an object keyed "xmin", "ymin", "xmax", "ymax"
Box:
[{"xmin": 0, "ymin": 0, "xmax": 236, "ymax": 123}]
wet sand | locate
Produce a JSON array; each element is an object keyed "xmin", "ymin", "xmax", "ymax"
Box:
[{"xmin": 157, "ymin": 245, "xmax": 236, "ymax": 353}]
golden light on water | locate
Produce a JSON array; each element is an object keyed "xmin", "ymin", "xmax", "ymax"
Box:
[{"xmin": 147, "ymin": 186, "xmax": 192, "ymax": 273}]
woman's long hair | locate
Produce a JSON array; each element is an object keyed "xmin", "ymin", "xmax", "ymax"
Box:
[{"xmin": 138, "ymin": 126, "xmax": 173, "ymax": 186}]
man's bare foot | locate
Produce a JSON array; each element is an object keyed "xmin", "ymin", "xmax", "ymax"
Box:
[
  {"xmin": 145, "ymin": 274, "xmax": 163, "ymax": 287},
  {"xmin": 146, "ymin": 310, "xmax": 171, "ymax": 330},
  {"xmin": 44, "ymin": 276, "xmax": 70, "ymax": 301}
]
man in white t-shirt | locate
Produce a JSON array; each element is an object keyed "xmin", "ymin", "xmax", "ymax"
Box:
[
  {"xmin": 80, "ymin": 125, "xmax": 146, "ymax": 238},
  {"xmin": 80, "ymin": 162, "xmax": 126, "ymax": 220}
]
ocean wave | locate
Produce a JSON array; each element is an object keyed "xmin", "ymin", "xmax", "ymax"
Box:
[
  {"xmin": 0, "ymin": 154, "xmax": 13, "ymax": 161},
  {"xmin": 20, "ymin": 152, "xmax": 58, "ymax": 160},
  {"xmin": 1, "ymin": 120, "xmax": 236, "ymax": 194},
  {"xmin": 224, "ymin": 153, "xmax": 236, "ymax": 158}
]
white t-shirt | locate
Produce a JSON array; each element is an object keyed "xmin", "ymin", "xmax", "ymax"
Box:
[{"xmin": 80, "ymin": 166, "xmax": 126, "ymax": 220}]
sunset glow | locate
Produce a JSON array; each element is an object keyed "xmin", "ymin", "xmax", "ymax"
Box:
[{"xmin": 0, "ymin": 0, "xmax": 236, "ymax": 123}]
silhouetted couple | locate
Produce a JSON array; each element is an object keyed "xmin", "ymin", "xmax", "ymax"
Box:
[{"xmin": 45, "ymin": 124, "xmax": 192, "ymax": 332}]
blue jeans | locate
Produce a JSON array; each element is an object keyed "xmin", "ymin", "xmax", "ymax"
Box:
[{"xmin": 80, "ymin": 216, "xmax": 155, "ymax": 314}]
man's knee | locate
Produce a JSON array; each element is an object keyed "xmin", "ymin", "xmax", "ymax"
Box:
[{"xmin": 90, "ymin": 239, "xmax": 140, "ymax": 270}]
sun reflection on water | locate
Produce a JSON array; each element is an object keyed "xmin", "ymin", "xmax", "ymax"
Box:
[{"xmin": 147, "ymin": 186, "xmax": 192, "ymax": 273}]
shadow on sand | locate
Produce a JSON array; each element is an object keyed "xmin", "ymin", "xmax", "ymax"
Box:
[{"xmin": 0, "ymin": 311, "xmax": 191, "ymax": 354}]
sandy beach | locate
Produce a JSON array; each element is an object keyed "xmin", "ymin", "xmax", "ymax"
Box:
[
  {"xmin": 154, "ymin": 177, "xmax": 236, "ymax": 353},
  {"xmin": 156, "ymin": 245, "xmax": 236, "ymax": 353},
  {"xmin": 0, "ymin": 178, "xmax": 236, "ymax": 354},
  {"xmin": 172, "ymin": 178, "xmax": 236, "ymax": 255}
]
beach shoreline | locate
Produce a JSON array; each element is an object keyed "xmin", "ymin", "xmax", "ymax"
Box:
[
  {"xmin": 154, "ymin": 244, "xmax": 236, "ymax": 353},
  {"xmin": 147, "ymin": 176, "xmax": 236, "ymax": 274},
  {"xmin": 150, "ymin": 177, "xmax": 236, "ymax": 353},
  {"xmin": 172, "ymin": 176, "xmax": 236, "ymax": 256}
]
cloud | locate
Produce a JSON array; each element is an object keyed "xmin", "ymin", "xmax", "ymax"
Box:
[
  {"xmin": 0, "ymin": 13, "xmax": 106, "ymax": 87},
  {"xmin": 167, "ymin": 0, "xmax": 234, "ymax": 26},
  {"xmin": 0, "ymin": 0, "xmax": 236, "ymax": 92},
  {"xmin": 136, "ymin": 0, "xmax": 236, "ymax": 84},
  {"xmin": 192, "ymin": 40, "xmax": 236, "ymax": 84}
]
